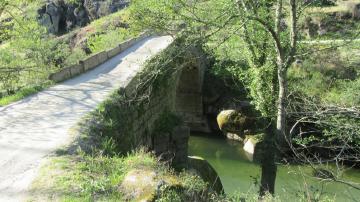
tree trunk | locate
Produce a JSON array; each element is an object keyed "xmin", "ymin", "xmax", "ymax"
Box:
[
  {"xmin": 259, "ymin": 0, "xmax": 284, "ymax": 197},
  {"xmin": 259, "ymin": 128, "xmax": 277, "ymax": 197},
  {"xmin": 276, "ymin": 64, "xmax": 288, "ymax": 147}
]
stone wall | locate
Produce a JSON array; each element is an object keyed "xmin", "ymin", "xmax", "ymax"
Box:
[
  {"xmin": 82, "ymin": 38, "xmax": 209, "ymax": 168},
  {"xmin": 49, "ymin": 33, "xmax": 148, "ymax": 82}
]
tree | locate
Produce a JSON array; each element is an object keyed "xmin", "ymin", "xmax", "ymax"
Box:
[{"xmin": 0, "ymin": 0, "xmax": 70, "ymax": 94}]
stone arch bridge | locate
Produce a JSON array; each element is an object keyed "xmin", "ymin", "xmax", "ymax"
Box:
[{"xmin": 98, "ymin": 41, "xmax": 211, "ymax": 167}]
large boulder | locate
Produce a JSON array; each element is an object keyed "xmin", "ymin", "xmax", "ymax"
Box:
[
  {"xmin": 119, "ymin": 168, "xmax": 159, "ymax": 201},
  {"xmin": 217, "ymin": 110, "xmax": 245, "ymax": 134},
  {"xmin": 216, "ymin": 109, "xmax": 255, "ymax": 140}
]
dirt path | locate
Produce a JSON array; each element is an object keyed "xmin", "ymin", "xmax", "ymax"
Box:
[{"xmin": 0, "ymin": 36, "xmax": 173, "ymax": 202}]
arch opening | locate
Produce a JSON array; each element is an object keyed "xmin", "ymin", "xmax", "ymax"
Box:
[{"xmin": 175, "ymin": 61, "xmax": 210, "ymax": 133}]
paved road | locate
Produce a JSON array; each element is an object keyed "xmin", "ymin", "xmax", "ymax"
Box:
[{"xmin": 0, "ymin": 36, "xmax": 173, "ymax": 202}]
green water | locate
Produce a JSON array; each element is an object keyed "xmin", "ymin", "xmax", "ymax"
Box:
[{"xmin": 188, "ymin": 135, "xmax": 360, "ymax": 201}]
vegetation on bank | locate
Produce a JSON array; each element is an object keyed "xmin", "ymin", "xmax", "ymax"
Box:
[
  {"xmin": 29, "ymin": 148, "xmax": 215, "ymax": 201},
  {"xmin": 0, "ymin": 2, "xmax": 140, "ymax": 106}
]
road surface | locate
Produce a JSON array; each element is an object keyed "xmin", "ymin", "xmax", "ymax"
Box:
[{"xmin": 0, "ymin": 36, "xmax": 173, "ymax": 202}]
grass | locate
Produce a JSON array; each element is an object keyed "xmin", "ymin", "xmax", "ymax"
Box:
[
  {"xmin": 29, "ymin": 147, "xmax": 211, "ymax": 202},
  {"xmin": 0, "ymin": 82, "xmax": 52, "ymax": 107},
  {"xmin": 86, "ymin": 9, "xmax": 140, "ymax": 54},
  {"xmin": 29, "ymin": 153, "xmax": 128, "ymax": 201}
]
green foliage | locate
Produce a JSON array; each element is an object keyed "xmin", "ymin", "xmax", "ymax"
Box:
[
  {"xmin": 86, "ymin": 9, "xmax": 140, "ymax": 54},
  {"xmin": 288, "ymin": 44, "xmax": 360, "ymax": 108},
  {"xmin": 241, "ymin": 63, "xmax": 277, "ymax": 117},
  {"xmin": 129, "ymin": 0, "xmax": 179, "ymax": 33},
  {"xmin": 156, "ymin": 173, "xmax": 209, "ymax": 202},
  {"xmin": 325, "ymin": 78, "xmax": 360, "ymax": 106},
  {"xmin": 288, "ymin": 44, "xmax": 360, "ymax": 154},
  {"xmin": 63, "ymin": 47, "xmax": 87, "ymax": 67},
  {"xmin": 0, "ymin": 16, "xmax": 68, "ymax": 93}
]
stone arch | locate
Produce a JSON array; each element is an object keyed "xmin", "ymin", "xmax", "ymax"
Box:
[{"xmin": 174, "ymin": 46, "xmax": 209, "ymax": 132}]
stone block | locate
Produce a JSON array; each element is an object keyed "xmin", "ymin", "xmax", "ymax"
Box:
[
  {"xmin": 127, "ymin": 38, "xmax": 137, "ymax": 46},
  {"xmin": 97, "ymin": 51, "xmax": 108, "ymax": 64},
  {"xmin": 118, "ymin": 42, "xmax": 126, "ymax": 52},
  {"xmin": 107, "ymin": 46, "xmax": 122, "ymax": 58},
  {"xmin": 49, "ymin": 67, "xmax": 71, "ymax": 82},
  {"xmin": 81, "ymin": 54, "xmax": 100, "ymax": 71},
  {"xmin": 120, "ymin": 39, "xmax": 132, "ymax": 50},
  {"xmin": 69, "ymin": 63, "xmax": 84, "ymax": 77}
]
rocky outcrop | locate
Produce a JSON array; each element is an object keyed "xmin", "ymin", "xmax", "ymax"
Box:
[
  {"xmin": 38, "ymin": 0, "xmax": 129, "ymax": 34},
  {"xmin": 38, "ymin": 1, "xmax": 67, "ymax": 34}
]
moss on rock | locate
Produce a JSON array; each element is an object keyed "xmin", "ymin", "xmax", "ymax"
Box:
[{"xmin": 217, "ymin": 110, "xmax": 245, "ymax": 132}]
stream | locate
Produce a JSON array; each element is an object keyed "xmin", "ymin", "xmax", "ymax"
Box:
[{"xmin": 188, "ymin": 135, "xmax": 360, "ymax": 201}]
